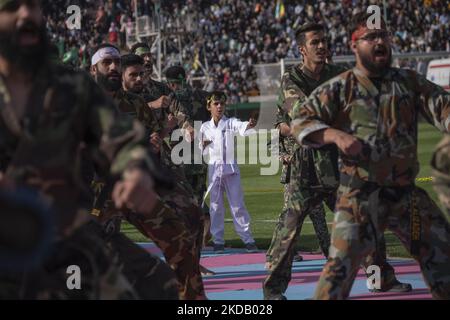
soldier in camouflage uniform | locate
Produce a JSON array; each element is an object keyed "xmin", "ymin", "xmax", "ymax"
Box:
[
  {"xmin": 432, "ymin": 134, "xmax": 450, "ymax": 224},
  {"xmin": 264, "ymin": 23, "xmax": 411, "ymax": 300},
  {"xmin": 164, "ymin": 65, "xmax": 213, "ymax": 248},
  {"xmin": 118, "ymin": 53, "xmax": 193, "ymax": 195},
  {"xmin": 163, "ymin": 66, "xmax": 214, "ymax": 275},
  {"xmin": 263, "ymin": 23, "xmax": 342, "ymax": 300},
  {"xmin": 291, "ymin": 13, "xmax": 450, "ymax": 299},
  {"xmin": 0, "ymin": 0, "xmax": 177, "ymax": 299},
  {"xmin": 266, "ymin": 24, "xmax": 342, "ymax": 260},
  {"xmin": 131, "ymin": 44, "xmax": 195, "ymax": 155},
  {"xmin": 90, "ymin": 50, "xmax": 206, "ymax": 299},
  {"xmin": 131, "ymin": 42, "xmax": 172, "ymax": 111}
]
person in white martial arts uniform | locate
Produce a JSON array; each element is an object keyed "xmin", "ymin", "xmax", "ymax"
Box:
[{"xmin": 199, "ymin": 91, "xmax": 258, "ymax": 253}]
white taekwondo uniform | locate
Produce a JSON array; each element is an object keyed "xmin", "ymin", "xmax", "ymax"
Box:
[{"xmin": 199, "ymin": 116, "xmax": 256, "ymax": 245}]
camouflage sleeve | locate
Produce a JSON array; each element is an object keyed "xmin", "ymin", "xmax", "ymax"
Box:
[
  {"xmin": 275, "ymin": 105, "xmax": 290, "ymax": 128},
  {"xmin": 274, "ymin": 74, "xmax": 288, "ymax": 128},
  {"xmin": 82, "ymin": 75, "xmax": 154, "ymax": 176},
  {"xmin": 415, "ymin": 72, "xmax": 450, "ymax": 133},
  {"xmin": 134, "ymin": 96, "xmax": 162, "ymax": 133},
  {"xmin": 170, "ymin": 98, "xmax": 194, "ymax": 130},
  {"xmin": 290, "ymin": 80, "xmax": 341, "ymax": 147},
  {"xmin": 275, "ymin": 72, "xmax": 306, "ymax": 128},
  {"xmin": 116, "ymin": 91, "xmax": 162, "ymax": 133},
  {"xmin": 431, "ymin": 134, "xmax": 450, "ymax": 222}
]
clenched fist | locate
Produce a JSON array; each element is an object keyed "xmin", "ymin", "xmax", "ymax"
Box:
[
  {"xmin": 149, "ymin": 132, "xmax": 162, "ymax": 153},
  {"xmin": 334, "ymin": 131, "xmax": 363, "ymax": 157},
  {"xmin": 167, "ymin": 112, "xmax": 177, "ymax": 130},
  {"xmin": 148, "ymin": 95, "xmax": 170, "ymax": 109}
]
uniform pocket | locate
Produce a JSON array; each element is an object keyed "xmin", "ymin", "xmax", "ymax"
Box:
[{"xmin": 313, "ymin": 145, "xmax": 340, "ymax": 189}]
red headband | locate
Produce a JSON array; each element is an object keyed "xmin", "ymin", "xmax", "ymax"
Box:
[{"xmin": 351, "ymin": 26, "xmax": 368, "ymax": 42}]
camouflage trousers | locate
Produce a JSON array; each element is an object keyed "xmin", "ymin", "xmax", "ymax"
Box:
[
  {"xmin": 184, "ymin": 164, "xmax": 209, "ymax": 212},
  {"xmin": 122, "ymin": 188, "xmax": 206, "ymax": 300},
  {"xmin": 184, "ymin": 163, "xmax": 212, "ymax": 247},
  {"xmin": 105, "ymin": 231, "xmax": 179, "ymax": 299},
  {"xmin": 148, "ymin": 147, "xmax": 206, "ymax": 299},
  {"xmin": 314, "ymin": 180, "xmax": 450, "ymax": 300},
  {"xmin": 263, "ymin": 182, "xmax": 333, "ymax": 299},
  {"xmin": 263, "ymin": 183, "xmax": 402, "ymax": 298},
  {"xmin": 0, "ymin": 221, "xmax": 140, "ymax": 299},
  {"xmin": 266, "ymin": 185, "xmax": 332, "ymax": 260}
]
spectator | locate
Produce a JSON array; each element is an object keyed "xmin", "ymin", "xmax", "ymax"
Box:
[
  {"xmin": 42, "ymin": 0, "xmax": 450, "ymax": 102},
  {"xmin": 109, "ymin": 22, "xmax": 119, "ymax": 45}
]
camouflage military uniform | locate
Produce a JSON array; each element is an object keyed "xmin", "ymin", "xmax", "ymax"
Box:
[
  {"xmin": 159, "ymin": 90, "xmax": 199, "ymax": 197},
  {"xmin": 0, "ymin": 221, "xmax": 137, "ymax": 299},
  {"xmin": 141, "ymin": 78, "xmax": 172, "ymax": 103},
  {"xmin": 139, "ymin": 77, "xmax": 199, "ymax": 199},
  {"xmin": 142, "ymin": 79, "xmax": 193, "ymax": 177},
  {"xmin": 179, "ymin": 87, "xmax": 210, "ymax": 203},
  {"xmin": 292, "ymin": 67, "xmax": 450, "ymax": 299},
  {"xmin": 263, "ymin": 64, "xmax": 344, "ymax": 299},
  {"xmin": 173, "ymin": 85, "xmax": 212, "ymax": 246},
  {"xmin": 141, "ymin": 78, "xmax": 177, "ymax": 140},
  {"xmin": 92, "ymin": 88, "xmax": 206, "ymax": 300},
  {"xmin": 432, "ymin": 134, "xmax": 450, "ymax": 223},
  {"xmin": 264, "ymin": 64, "xmax": 412, "ymax": 299},
  {"xmin": 140, "ymin": 77, "xmax": 173, "ymax": 145},
  {"xmin": 0, "ymin": 64, "xmax": 176, "ymax": 299}
]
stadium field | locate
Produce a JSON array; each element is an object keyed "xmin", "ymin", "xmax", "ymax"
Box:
[{"xmin": 123, "ymin": 122, "xmax": 444, "ymax": 258}]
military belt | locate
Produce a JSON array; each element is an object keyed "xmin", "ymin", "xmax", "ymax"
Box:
[
  {"xmin": 339, "ymin": 174, "xmax": 415, "ymax": 195},
  {"xmin": 339, "ymin": 173, "xmax": 420, "ymax": 255}
]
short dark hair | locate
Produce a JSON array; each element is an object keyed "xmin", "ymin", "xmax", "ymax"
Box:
[
  {"xmin": 207, "ymin": 91, "xmax": 227, "ymax": 105},
  {"xmin": 295, "ymin": 23, "xmax": 325, "ymax": 46},
  {"xmin": 165, "ymin": 65, "xmax": 186, "ymax": 82},
  {"xmin": 130, "ymin": 42, "xmax": 150, "ymax": 54},
  {"xmin": 121, "ymin": 54, "xmax": 144, "ymax": 71},
  {"xmin": 349, "ymin": 12, "xmax": 386, "ymax": 39}
]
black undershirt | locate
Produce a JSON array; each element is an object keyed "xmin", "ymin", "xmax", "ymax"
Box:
[{"xmin": 369, "ymin": 77, "xmax": 383, "ymax": 93}]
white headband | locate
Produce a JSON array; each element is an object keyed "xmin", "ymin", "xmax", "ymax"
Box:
[{"xmin": 91, "ymin": 47, "xmax": 120, "ymax": 66}]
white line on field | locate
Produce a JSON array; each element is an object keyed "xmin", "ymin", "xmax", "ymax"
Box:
[{"xmin": 224, "ymin": 219, "xmax": 332, "ymax": 225}]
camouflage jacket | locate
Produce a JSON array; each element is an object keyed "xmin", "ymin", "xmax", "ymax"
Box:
[
  {"xmin": 142, "ymin": 79, "xmax": 193, "ymax": 132},
  {"xmin": 276, "ymin": 63, "xmax": 344, "ymax": 187},
  {"xmin": 113, "ymin": 88, "xmax": 185, "ymax": 178},
  {"xmin": 184, "ymin": 86, "xmax": 211, "ymax": 123},
  {"xmin": 141, "ymin": 78, "xmax": 172, "ymax": 103},
  {"xmin": 0, "ymin": 64, "xmax": 155, "ymax": 235},
  {"xmin": 292, "ymin": 67, "xmax": 450, "ymax": 187},
  {"xmin": 114, "ymin": 88, "xmax": 161, "ymax": 133},
  {"xmin": 432, "ymin": 134, "xmax": 450, "ymax": 222},
  {"xmin": 169, "ymin": 95, "xmax": 194, "ymax": 131},
  {"xmin": 89, "ymin": 88, "xmax": 173, "ymax": 234},
  {"xmin": 162, "ymin": 84, "xmax": 207, "ymax": 130},
  {"xmin": 141, "ymin": 78, "xmax": 171, "ymax": 129},
  {"xmin": 172, "ymin": 86, "xmax": 210, "ymax": 175}
]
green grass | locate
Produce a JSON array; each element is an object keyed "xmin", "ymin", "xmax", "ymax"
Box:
[{"xmin": 122, "ymin": 123, "xmax": 445, "ymax": 258}]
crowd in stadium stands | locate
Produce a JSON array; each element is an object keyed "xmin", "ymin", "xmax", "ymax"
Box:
[{"xmin": 43, "ymin": 0, "xmax": 449, "ymax": 102}]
